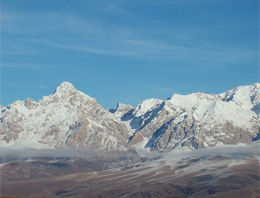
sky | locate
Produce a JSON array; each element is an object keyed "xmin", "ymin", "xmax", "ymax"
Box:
[{"xmin": 0, "ymin": 0, "xmax": 259, "ymax": 109}]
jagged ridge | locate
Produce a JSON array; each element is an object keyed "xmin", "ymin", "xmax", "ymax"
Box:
[
  {"xmin": 0, "ymin": 82, "xmax": 129, "ymax": 151},
  {"xmin": 0, "ymin": 82, "xmax": 259, "ymax": 152}
]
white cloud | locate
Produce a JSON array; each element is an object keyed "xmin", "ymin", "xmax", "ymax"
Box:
[
  {"xmin": 0, "ymin": 147, "xmax": 137, "ymax": 162},
  {"xmin": 1, "ymin": 6, "xmax": 258, "ymax": 67}
]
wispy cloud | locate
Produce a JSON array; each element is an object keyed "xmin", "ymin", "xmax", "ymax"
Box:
[
  {"xmin": 155, "ymin": 0, "xmax": 218, "ymax": 5},
  {"xmin": 1, "ymin": 38, "xmax": 39, "ymax": 56},
  {"xmin": 150, "ymin": 87, "xmax": 174, "ymax": 93},
  {"xmin": 100, "ymin": 1, "xmax": 134, "ymax": 17},
  {"xmin": 23, "ymin": 36, "xmax": 257, "ymax": 68},
  {"xmin": 3, "ymin": 82, "xmax": 49, "ymax": 90},
  {"xmin": 1, "ymin": 6, "xmax": 257, "ymax": 68},
  {"xmin": 0, "ymin": 63, "xmax": 46, "ymax": 69},
  {"xmin": 28, "ymin": 38, "xmax": 139, "ymax": 57}
]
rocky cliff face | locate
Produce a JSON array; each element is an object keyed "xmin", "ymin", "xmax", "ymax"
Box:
[{"xmin": 1, "ymin": 82, "xmax": 259, "ymax": 152}]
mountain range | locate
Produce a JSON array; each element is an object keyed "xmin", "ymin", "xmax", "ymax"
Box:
[
  {"xmin": 1, "ymin": 82, "xmax": 260, "ymax": 198},
  {"xmin": 1, "ymin": 82, "xmax": 259, "ymax": 152}
]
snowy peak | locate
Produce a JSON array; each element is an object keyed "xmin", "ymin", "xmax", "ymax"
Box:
[
  {"xmin": 168, "ymin": 83, "xmax": 260, "ymax": 110},
  {"xmin": 125, "ymin": 83, "xmax": 260, "ymax": 151},
  {"xmin": 1, "ymin": 82, "xmax": 259, "ymax": 152},
  {"xmin": 169, "ymin": 92, "xmax": 218, "ymax": 112},
  {"xmin": 0, "ymin": 81, "xmax": 130, "ymax": 150},
  {"xmin": 110, "ymin": 102, "xmax": 133, "ymax": 118},
  {"xmin": 115, "ymin": 102, "xmax": 133, "ymax": 113},
  {"xmin": 50, "ymin": 82, "xmax": 95, "ymax": 105},
  {"xmin": 134, "ymin": 98, "xmax": 163, "ymax": 117},
  {"xmin": 58, "ymin": 81, "xmax": 75, "ymax": 89},
  {"xmin": 53, "ymin": 81, "xmax": 77, "ymax": 95},
  {"xmin": 220, "ymin": 83, "xmax": 260, "ymax": 107},
  {"xmin": 116, "ymin": 102, "xmax": 133, "ymax": 110}
]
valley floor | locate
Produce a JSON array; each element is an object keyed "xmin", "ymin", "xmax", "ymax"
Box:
[{"xmin": 1, "ymin": 145, "xmax": 259, "ymax": 198}]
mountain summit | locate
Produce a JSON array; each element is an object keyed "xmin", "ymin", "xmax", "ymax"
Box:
[
  {"xmin": 54, "ymin": 81, "xmax": 76, "ymax": 93},
  {"xmin": 0, "ymin": 82, "xmax": 259, "ymax": 152},
  {"xmin": 0, "ymin": 82, "xmax": 129, "ymax": 150},
  {"xmin": 124, "ymin": 83, "xmax": 260, "ymax": 151}
]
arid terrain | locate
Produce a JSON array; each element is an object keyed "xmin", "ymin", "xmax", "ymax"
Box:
[{"xmin": 1, "ymin": 144, "xmax": 259, "ymax": 198}]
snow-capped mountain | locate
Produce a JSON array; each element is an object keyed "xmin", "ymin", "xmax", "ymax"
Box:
[
  {"xmin": 0, "ymin": 82, "xmax": 129, "ymax": 150},
  {"xmin": 109, "ymin": 102, "xmax": 133, "ymax": 119},
  {"xmin": 121, "ymin": 83, "xmax": 260, "ymax": 151},
  {"xmin": 0, "ymin": 82, "xmax": 259, "ymax": 152}
]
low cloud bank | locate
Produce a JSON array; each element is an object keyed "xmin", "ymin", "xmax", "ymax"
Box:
[
  {"xmin": 1, "ymin": 142, "xmax": 259, "ymax": 164},
  {"xmin": 192, "ymin": 143, "xmax": 260, "ymax": 156},
  {"xmin": 163, "ymin": 142, "xmax": 260, "ymax": 160},
  {"xmin": 0, "ymin": 147, "xmax": 138, "ymax": 163}
]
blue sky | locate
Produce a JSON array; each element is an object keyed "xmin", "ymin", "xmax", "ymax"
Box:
[{"xmin": 1, "ymin": 0, "xmax": 259, "ymax": 108}]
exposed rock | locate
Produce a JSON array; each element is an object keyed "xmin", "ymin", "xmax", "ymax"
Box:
[
  {"xmin": 0, "ymin": 82, "xmax": 259, "ymax": 152},
  {"xmin": 0, "ymin": 82, "xmax": 130, "ymax": 151},
  {"xmin": 125, "ymin": 83, "xmax": 260, "ymax": 151}
]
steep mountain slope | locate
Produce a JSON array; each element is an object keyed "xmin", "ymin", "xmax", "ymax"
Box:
[
  {"xmin": 109, "ymin": 102, "xmax": 133, "ymax": 119},
  {"xmin": 1, "ymin": 82, "xmax": 259, "ymax": 152},
  {"xmin": 120, "ymin": 83, "xmax": 260, "ymax": 151},
  {"xmin": 0, "ymin": 82, "xmax": 129, "ymax": 150}
]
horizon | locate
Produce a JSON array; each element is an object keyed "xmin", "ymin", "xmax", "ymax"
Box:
[
  {"xmin": 1, "ymin": 81, "xmax": 259, "ymax": 109},
  {"xmin": 1, "ymin": 0, "xmax": 259, "ymax": 108}
]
